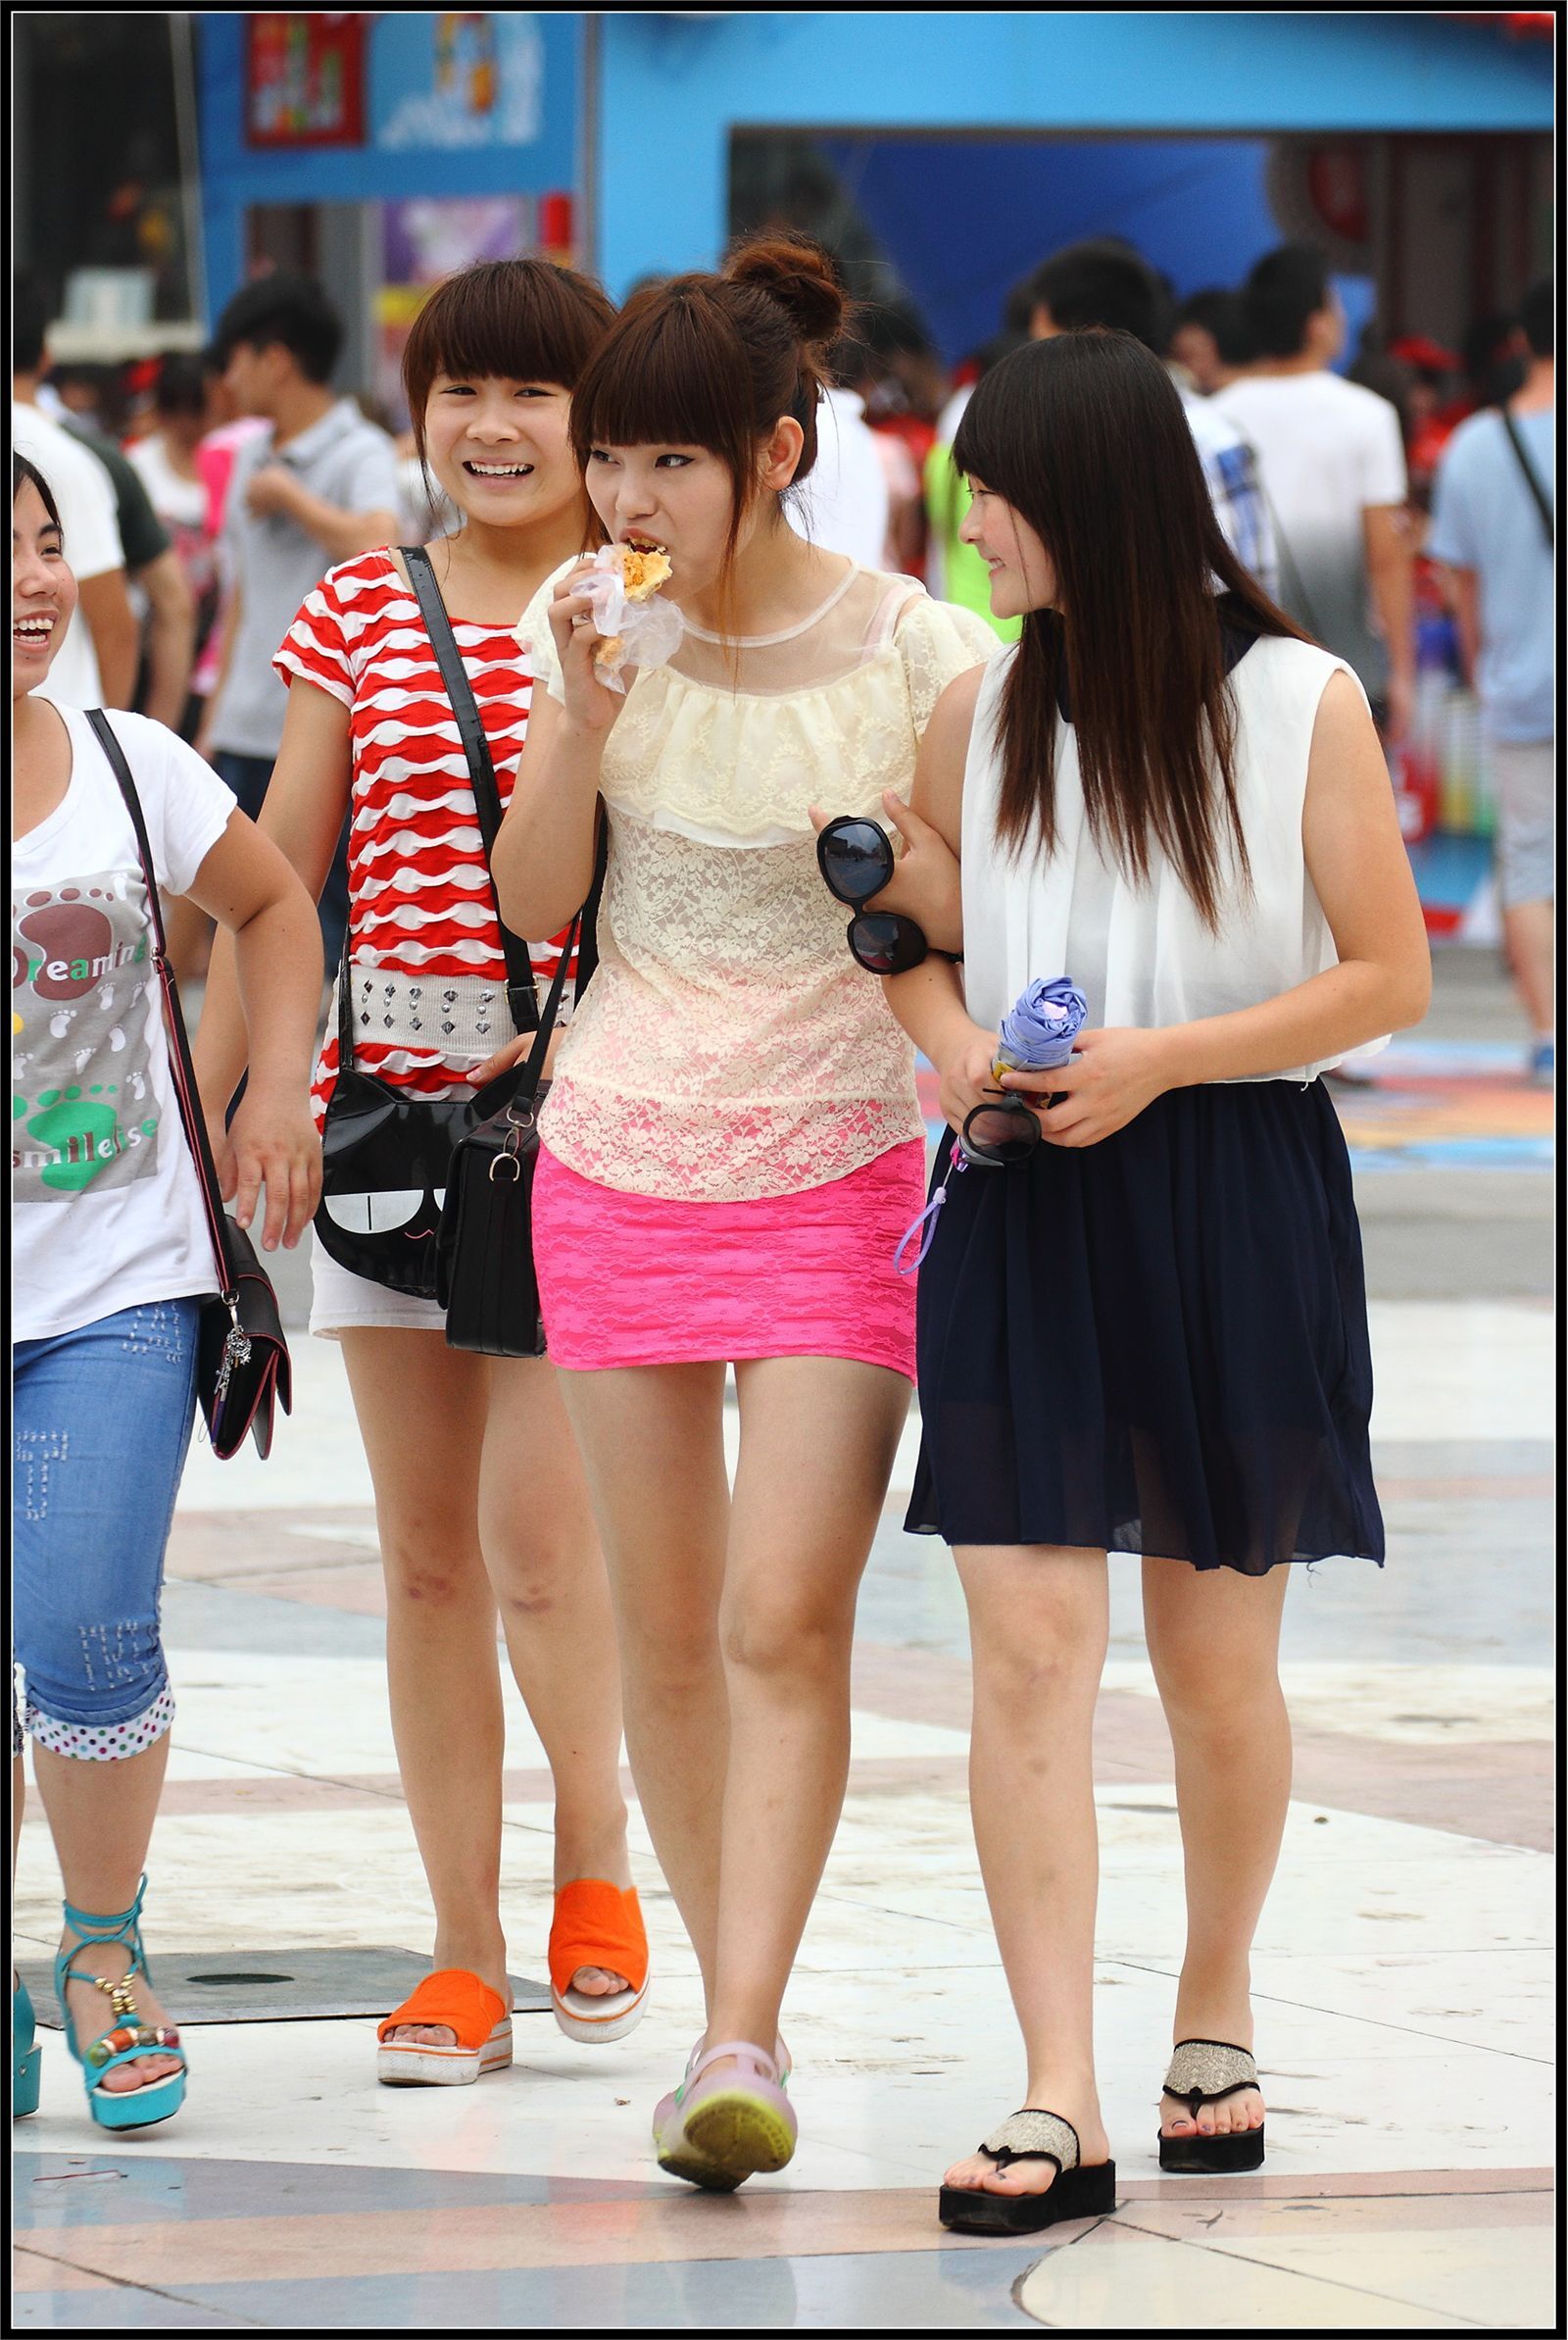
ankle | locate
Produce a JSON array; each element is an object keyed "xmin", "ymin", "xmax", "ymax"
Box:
[
  {"xmin": 552, "ymin": 1810, "xmax": 631, "ymax": 1891},
  {"xmin": 1172, "ymin": 1972, "xmax": 1254, "ymax": 2049},
  {"xmin": 703, "ymin": 2007, "xmax": 784, "ymax": 2061},
  {"xmin": 430, "ymin": 1930, "xmax": 508, "ymax": 1991}
]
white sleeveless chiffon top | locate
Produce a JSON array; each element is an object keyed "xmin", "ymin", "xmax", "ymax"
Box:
[{"xmin": 959, "ymin": 632, "xmax": 1377, "ymax": 1085}]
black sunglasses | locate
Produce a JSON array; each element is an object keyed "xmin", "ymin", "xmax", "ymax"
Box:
[
  {"xmin": 959, "ymin": 1090, "xmax": 1042, "ymax": 1166},
  {"xmin": 959, "ymin": 1077, "xmax": 1071, "ymax": 1165},
  {"xmin": 847, "ymin": 911, "xmax": 930, "ymax": 974},
  {"xmin": 816, "ymin": 815, "xmax": 895, "ymax": 906}
]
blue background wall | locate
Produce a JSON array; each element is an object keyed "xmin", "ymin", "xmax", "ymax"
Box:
[
  {"xmin": 196, "ymin": 13, "xmax": 582, "ymax": 323},
  {"xmin": 816, "ymin": 136, "xmax": 1286, "ymax": 366},
  {"xmin": 595, "ymin": 11, "xmax": 1554, "ymax": 299}
]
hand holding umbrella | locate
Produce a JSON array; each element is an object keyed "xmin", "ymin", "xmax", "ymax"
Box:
[{"xmin": 895, "ymin": 975, "xmax": 1089, "ymax": 1274}]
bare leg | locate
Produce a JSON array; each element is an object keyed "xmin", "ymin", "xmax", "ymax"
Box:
[
  {"xmin": 1503, "ymin": 898, "xmax": 1555, "ymax": 1041},
  {"xmin": 555, "ymin": 1362, "xmax": 731, "ymax": 2003},
  {"xmin": 478, "ymin": 1356, "xmax": 631, "ymax": 1992},
  {"xmin": 1143, "ymin": 1557, "xmax": 1292, "ymax": 2142},
  {"xmin": 33, "ymin": 1736, "xmax": 181, "ymax": 2091},
  {"xmin": 341, "ymin": 1330, "xmax": 507, "ymax": 2041},
  {"xmin": 700, "ymin": 1356, "xmax": 909, "ymax": 2061},
  {"xmin": 942, "ymin": 1545, "xmax": 1111, "ymax": 2199}
]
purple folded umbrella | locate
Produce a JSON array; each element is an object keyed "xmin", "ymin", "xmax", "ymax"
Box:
[{"xmin": 995, "ymin": 975, "xmax": 1089, "ymax": 1074}]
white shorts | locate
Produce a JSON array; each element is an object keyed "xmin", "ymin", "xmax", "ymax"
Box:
[{"xmin": 308, "ymin": 1231, "xmax": 449, "ymax": 1339}]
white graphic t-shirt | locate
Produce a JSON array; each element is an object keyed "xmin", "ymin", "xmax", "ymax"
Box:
[{"xmin": 12, "ymin": 705, "xmax": 234, "ymax": 1343}]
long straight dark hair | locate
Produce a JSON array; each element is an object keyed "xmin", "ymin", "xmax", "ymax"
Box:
[{"xmin": 953, "ymin": 331, "xmax": 1312, "ymax": 929}]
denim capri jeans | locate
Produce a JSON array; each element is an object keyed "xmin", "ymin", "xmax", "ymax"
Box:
[{"xmin": 13, "ymin": 1298, "xmax": 200, "ymax": 1761}]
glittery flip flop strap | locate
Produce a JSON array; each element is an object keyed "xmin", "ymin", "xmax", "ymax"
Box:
[
  {"xmin": 1163, "ymin": 2038, "xmax": 1259, "ymax": 2111},
  {"xmin": 978, "ymin": 2108, "xmax": 1081, "ymax": 2172}
]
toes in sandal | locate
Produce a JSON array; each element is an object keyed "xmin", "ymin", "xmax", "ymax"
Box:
[
  {"xmin": 939, "ymin": 2110, "xmax": 1117, "ymax": 2236},
  {"xmin": 656, "ymin": 2039, "xmax": 796, "ymax": 2191},
  {"xmin": 549, "ymin": 1880, "xmax": 650, "ymax": 2045},
  {"xmin": 376, "ymin": 1969, "xmax": 512, "ymax": 2087},
  {"xmin": 54, "ymin": 1878, "xmax": 187, "ymax": 2133},
  {"xmin": 1158, "ymin": 2038, "xmax": 1265, "ymax": 2171}
]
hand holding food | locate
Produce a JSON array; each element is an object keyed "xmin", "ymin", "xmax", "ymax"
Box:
[{"xmin": 579, "ymin": 542, "xmax": 681, "ymax": 692}]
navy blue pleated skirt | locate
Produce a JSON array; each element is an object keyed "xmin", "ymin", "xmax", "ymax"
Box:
[{"xmin": 906, "ymin": 1080, "xmax": 1385, "ymax": 1574}]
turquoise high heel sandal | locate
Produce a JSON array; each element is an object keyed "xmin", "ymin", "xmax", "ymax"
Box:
[
  {"xmin": 14, "ymin": 1973, "xmax": 41, "ymax": 2117},
  {"xmin": 54, "ymin": 1878, "xmax": 186, "ymax": 2132}
]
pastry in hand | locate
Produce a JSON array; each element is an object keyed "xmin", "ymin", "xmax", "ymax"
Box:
[
  {"xmin": 591, "ymin": 631, "xmax": 626, "ymax": 672},
  {"xmin": 612, "ymin": 542, "xmax": 672, "ymax": 600}
]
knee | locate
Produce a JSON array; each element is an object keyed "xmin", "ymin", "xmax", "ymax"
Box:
[
  {"xmin": 1154, "ymin": 1660, "xmax": 1284, "ymax": 1744},
  {"xmin": 720, "ymin": 1590, "xmax": 851, "ymax": 1685},
  {"xmin": 971, "ymin": 1606, "xmax": 1105, "ymax": 1716},
  {"xmin": 490, "ymin": 1547, "xmax": 569, "ymax": 1622},
  {"xmin": 380, "ymin": 1529, "xmax": 484, "ymax": 1612}
]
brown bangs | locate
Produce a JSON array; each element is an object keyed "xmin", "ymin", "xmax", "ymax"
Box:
[
  {"xmin": 403, "ymin": 259, "xmax": 615, "ymax": 455},
  {"xmin": 569, "ymin": 278, "xmax": 762, "ymax": 474}
]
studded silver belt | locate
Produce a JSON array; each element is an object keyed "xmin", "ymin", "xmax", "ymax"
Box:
[{"xmin": 338, "ymin": 963, "xmax": 551, "ymax": 1057}]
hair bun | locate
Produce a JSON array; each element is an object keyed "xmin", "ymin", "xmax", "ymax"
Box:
[{"xmin": 724, "ymin": 233, "xmax": 847, "ymax": 351}]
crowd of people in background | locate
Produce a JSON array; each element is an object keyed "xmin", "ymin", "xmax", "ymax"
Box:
[{"xmin": 12, "ymin": 234, "xmax": 1552, "ymax": 1068}]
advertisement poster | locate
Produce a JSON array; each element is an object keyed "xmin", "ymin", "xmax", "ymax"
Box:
[
  {"xmin": 373, "ymin": 196, "xmax": 535, "ymax": 423},
  {"xmin": 370, "ymin": 13, "xmax": 546, "ymax": 152},
  {"xmin": 246, "ymin": 14, "xmax": 367, "ymax": 148}
]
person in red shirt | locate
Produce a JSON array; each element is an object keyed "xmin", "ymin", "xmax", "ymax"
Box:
[{"xmin": 193, "ymin": 260, "xmax": 651, "ymax": 2083}]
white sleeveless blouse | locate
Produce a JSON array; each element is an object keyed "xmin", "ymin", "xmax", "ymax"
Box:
[{"xmin": 959, "ymin": 633, "xmax": 1377, "ymax": 1085}]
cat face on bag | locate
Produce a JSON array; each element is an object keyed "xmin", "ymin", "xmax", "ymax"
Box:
[{"xmin": 319, "ymin": 1187, "xmax": 445, "ymax": 1236}]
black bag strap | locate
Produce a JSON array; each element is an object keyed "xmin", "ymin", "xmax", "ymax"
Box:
[
  {"xmin": 87, "ymin": 709, "xmax": 236, "ymax": 1305},
  {"xmin": 395, "ymin": 541, "xmax": 537, "ymax": 1034},
  {"xmin": 1499, "ymin": 410, "xmax": 1553, "ymax": 548}
]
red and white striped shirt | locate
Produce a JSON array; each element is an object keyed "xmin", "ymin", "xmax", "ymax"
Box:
[{"xmin": 274, "ymin": 548, "xmax": 576, "ymax": 1128}]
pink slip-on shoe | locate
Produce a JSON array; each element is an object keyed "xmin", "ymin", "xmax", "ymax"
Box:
[{"xmin": 654, "ymin": 2037, "xmax": 795, "ymax": 2190}]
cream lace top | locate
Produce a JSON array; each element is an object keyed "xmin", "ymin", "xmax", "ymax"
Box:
[{"xmin": 519, "ymin": 561, "xmax": 994, "ymax": 1200}]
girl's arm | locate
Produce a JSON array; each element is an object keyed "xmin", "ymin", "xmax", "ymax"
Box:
[
  {"xmin": 192, "ymin": 678, "xmax": 350, "ymax": 1224},
  {"xmin": 808, "ymin": 665, "xmax": 980, "ymax": 955},
  {"xmin": 875, "ymin": 668, "xmax": 1000, "ymax": 1128},
  {"xmin": 1004, "ymin": 672, "xmax": 1433, "ymax": 1146},
  {"xmin": 492, "ymin": 569, "xmax": 620, "ymax": 940},
  {"xmin": 184, "ymin": 809, "xmax": 323, "ymax": 1250}
]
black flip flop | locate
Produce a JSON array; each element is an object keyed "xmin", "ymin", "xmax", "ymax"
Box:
[
  {"xmin": 1158, "ymin": 2038, "xmax": 1265, "ymax": 2172},
  {"xmin": 938, "ymin": 2108, "xmax": 1117, "ymax": 2235}
]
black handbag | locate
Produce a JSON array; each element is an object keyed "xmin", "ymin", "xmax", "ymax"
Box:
[
  {"xmin": 434, "ymin": 915, "xmax": 579, "ymax": 1358},
  {"xmin": 314, "ymin": 543, "xmax": 548, "ymax": 1299},
  {"xmin": 90, "ymin": 710, "xmax": 292, "ymax": 1462}
]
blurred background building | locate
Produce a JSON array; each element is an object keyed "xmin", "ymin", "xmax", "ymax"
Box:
[{"xmin": 12, "ymin": 8, "xmax": 1555, "ymax": 931}]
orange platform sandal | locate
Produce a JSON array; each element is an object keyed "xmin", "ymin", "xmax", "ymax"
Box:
[
  {"xmin": 549, "ymin": 1881, "xmax": 650, "ymax": 2045},
  {"xmin": 375, "ymin": 1969, "xmax": 512, "ymax": 2087}
]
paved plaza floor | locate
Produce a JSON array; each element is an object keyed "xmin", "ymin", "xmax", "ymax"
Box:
[{"xmin": 12, "ymin": 950, "xmax": 1555, "ymax": 2329}]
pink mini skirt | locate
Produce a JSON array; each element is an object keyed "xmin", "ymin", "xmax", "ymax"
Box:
[{"xmin": 532, "ymin": 1139, "xmax": 926, "ymax": 1378}]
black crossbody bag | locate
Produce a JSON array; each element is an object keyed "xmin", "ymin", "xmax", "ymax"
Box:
[
  {"xmin": 315, "ymin": 544, "xmax": 567, "ymax": 1299},
  {"xmin": 90, "ymin": 710, "xmax": 292, "ymax": 1461}
]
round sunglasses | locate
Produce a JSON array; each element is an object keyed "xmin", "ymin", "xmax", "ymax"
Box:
[
  {"xmin": 816, "ymin": 815, "xmax": 895, "ymax": 906},
  {"xmin": 815, "ymin": 816, "xmax": 953, "ymax": 976}
]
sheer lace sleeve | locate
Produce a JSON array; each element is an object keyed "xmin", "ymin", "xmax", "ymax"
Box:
[
  {"xmin": 516, "ymin": 560, "xmax": 575, "ymax": 707},
  {"xmin": 895, "ymin": 593, "xmax": 999, "ymax": 739}
]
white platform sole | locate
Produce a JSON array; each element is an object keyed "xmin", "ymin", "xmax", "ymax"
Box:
[
  {"xmin": 376, "ymin": 2016, "xmax": 514, "ymax": 2086},
  {"xmin": 552, "ymin": 1976, "xmax": 650, "ymax": 2045}
]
